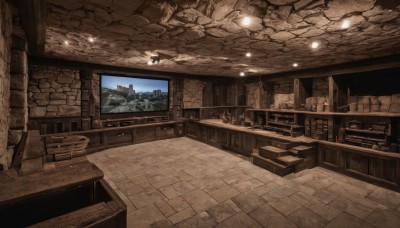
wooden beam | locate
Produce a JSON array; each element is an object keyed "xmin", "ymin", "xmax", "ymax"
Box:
[
  {"xmin": 17, "ymin": 0, "xmax": 47, "ymax": 55},
  {"xmin": 243, "ymin": 54, "xmax": 400, "ymax": 83},
  {"xmin": 28, "ymin": 56, "xmax": 235, "ymax": 81}
]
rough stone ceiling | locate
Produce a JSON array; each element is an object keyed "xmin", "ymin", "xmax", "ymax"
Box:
[{"xmin": 45, "ymin": 0, "xmax": 400, "ymax": 77}]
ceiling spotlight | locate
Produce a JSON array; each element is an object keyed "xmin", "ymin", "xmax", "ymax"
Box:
[
  {"xmin": 64, "ymin": 40, "xmax": 69, "ymax": 45},
  {"xmin": 341, "ymin": 19, "xmax": 351, "ymax": 29},
  {"xmin": 240, "ymin": 72, "xmax": 245, "ymax": 77},
  {"xmin": 88, "ymin": 37, "xmax": 95, "ymax": 43},
  {"xmin": 147, "ymin": 56, "xmax": 160, "ymax": 66},
  {"xmin": 241, "ymin": 17, "xmax": 252, "ymax": 26},
  {"xmin": 293, "ymin": 63, "xmax": 298, "ymax": 67},
  {"xmin": 246, "ymin": 52, "xmax": 251, "ymax": 57},
  {"xmin": 310, "ymin": 41, "xmax": 320, "ymax": 49}
]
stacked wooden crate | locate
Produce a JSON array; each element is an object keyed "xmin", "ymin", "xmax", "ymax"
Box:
[{"xmin": 45, "ymin": 135, "xmax": 89, "ymax": 162}]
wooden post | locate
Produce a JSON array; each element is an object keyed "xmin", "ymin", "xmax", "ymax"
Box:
[
  {"xmin": 328, "ymin": 76, "xmax": 336, "ymax": 112},
  {"xmin": 294, "ymin": 78, "xmax": 306, "ymax": 110}
]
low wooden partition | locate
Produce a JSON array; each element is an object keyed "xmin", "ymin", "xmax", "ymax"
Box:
[
  {"xmin": 187, "ymin": 119, "xmax": 400, "ymax": 191},
  {"xmin": 0, "ymin": 162, "xmax": 126, "ymax": 227},
  {"xmin": 319, "ymin": 141, "xmax": 400, "ymax": 191},
  {"xmin": 186, "ymin": 119, "xmax": 317, "ymax": 157},
  {"xmin": 42, "ymin": 121, "xmax": 185, "ymax": 153}
]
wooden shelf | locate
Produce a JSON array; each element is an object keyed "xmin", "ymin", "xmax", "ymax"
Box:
[
  {"xmin": 346, "ymin": 135, "xmax": 386, "ymax": 143},
  {"xmin": 268, "ymin": 120, "xmax": 296, "ymax": 127},
  {"xmin": 247, "ymin": 108, "xmax": 400, "ymax": 117},
  {"xmin": 183, "ymin": 106, "xmax": 251, "ymax": 110},
  {"xmin": 345, "ymin": 128, "xmax": 386, "ymax": 135}
]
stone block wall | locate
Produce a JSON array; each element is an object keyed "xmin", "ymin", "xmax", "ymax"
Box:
[
  {"xmin": 312, "ymin": 77, "xmax": 329, "ymax": 98},
  {"xmin": 273, "ymin": 79, "xmax": 294, "ymax": 109},
  {"xmin": 183, "ymin": 79, "xmax": 204, "ymax": 108},
  {"xmin": 0, "ymin": 1, "xmax": 12, "ymax": 169},
  {"xmin": 28, "ymin": 67, "xmax": 81, "ymax": 117}
]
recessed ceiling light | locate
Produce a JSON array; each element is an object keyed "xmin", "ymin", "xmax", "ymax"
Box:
[
  {"xmin": 293, "ymin": 63, "xmax": 298, "ymax": 67},
  {"xmin": 341, "ymin": 19, "xmax": 351, "ymax": 29},
  {"xmin": 241, "ymin": 17, "xmax": 252, "ymax": 26},
  {"xmin": 64, "ymin": 40, "xmax": 69, "ymax": 45},
  {"xmin": 310, "ymin": 41, "xmax": 320, "ymax": 49},
  {"xmin": 240, "ymin": 72, "xmax": 245, "ymax": 77},
  {"xmin": 88, "ymin": 37, "xmax": 95, "ymax": 43},
  {"xmin": 246, "ymin": 52, "xmax": 251, "ymax": 57}
]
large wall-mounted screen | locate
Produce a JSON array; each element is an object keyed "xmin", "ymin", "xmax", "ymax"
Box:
[{"xmin": 100, "ymin": 74, "xmax": 169, "ymax": 114}]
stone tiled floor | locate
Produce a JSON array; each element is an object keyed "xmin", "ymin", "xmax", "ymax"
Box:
[{"xmin": 88, "ymin": 137, "xmax": 400, "ymax": 228}]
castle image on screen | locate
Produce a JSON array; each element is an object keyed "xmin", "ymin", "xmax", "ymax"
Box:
[{"xmin": 100, "ymin": 75, "xmax": 169, "ymax": 113}]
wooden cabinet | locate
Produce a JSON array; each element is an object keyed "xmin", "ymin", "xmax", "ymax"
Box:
[
  {"xmin": 207, "ymin": 127, "xmax": 220, "ymax": 146},
  {"xmin": 220, "ymin": 129, "xmax": 230, "ymax": 148},
  {"xmin": 106, "ymin": 129, "xmax": 133, "ymax": 145},
  {"xmin": 242, "ymin": 134, "xmax": 255, "ymax": 155},
  {"xmin": 319, "ymin": 142, "xmax": 400, "ymax": 190}
]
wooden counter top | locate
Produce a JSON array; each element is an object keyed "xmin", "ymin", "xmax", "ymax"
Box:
[
  {"xmin": 198, "ymin": 119, "xmax": 317, "ymax": 144},
  {"xmin": 247, "ymin": 108, "xmax": 400, "ymax": 117}
]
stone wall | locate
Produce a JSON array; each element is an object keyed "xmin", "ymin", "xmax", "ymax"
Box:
[
  {"xmin": 8, "ymin": 31, "xmax": 29, "ymax": 170},
  {"xmin": 0, "ymin": 1, "xmax": 12, "ymax": 169},
  {"xmin": 273, "ymin": 79, "xmax": 294, "ymax": 109},
  {"xmin": 246, "ymin": 82, "xmax": 260, "ymax": 108},
  {"xmin": 305, "ymin": 77, "xmax": 329, "ymax": 111},
  {"xmin": 183, "ymin": 79, "xmax": 204, "ymax": 108},
  {"xmin": 312, "ymin": 77, "xmax": 329, "ymax": 98},
  {"xmin": 28, "ymin": 67, "xmax": 81, "ymax": 117}
]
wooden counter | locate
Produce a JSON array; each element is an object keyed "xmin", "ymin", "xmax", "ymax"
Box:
[
  {"xmin": 188, "ymin": 119, "xmax": 400, "ymax": 191},
  {"xmin": 42, "ymin": 121, "xmax": 185, "ymax": 153}
]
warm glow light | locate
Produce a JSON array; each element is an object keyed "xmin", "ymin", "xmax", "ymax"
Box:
[
  {"xmin": 341, "ymin": 19, "xmax": 351, "ymax": 29},
  {"xmin": 147, "ymin": 60, "xmax": 153, "ymax": 65},
  {"xmin": 64, "ymin": 40, "xmax": 69, "ymax": 45},
  {"xmin": 246, "ymin": 52, "xmax": 251, "ymax": 57},
  {"xmin": 88, "ymin": 37, "xmax": 95, "ymax": 43},
  {"xmin": 311, "ymin": 41, "xmax": 320, "ymax": 49},
  {"xmin": 240, "ymin": 72, "xmax": 245, "ymax": 77},
  {"xmin": 293, "ymin": 63, "xmax": 298, "ymax": 67},
  {"xmin": 242, "ymin": 17, "xmax": 252, "ymax": 26}
]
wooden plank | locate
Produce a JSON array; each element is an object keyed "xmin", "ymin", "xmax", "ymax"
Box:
[
  {"xmin": 328, "ymin": 76, "xmax": 336, "ymax": 112},
  {"xmin": 246, "ymin": 108, "xmax": 400, "ymax": 117},
  {"xmin": 11, "ymin": 132, "xmax": 29, "ymax": 169},
  {"xmin": 31, "ymin": 179, "xmax": 126, "ymax": 227},
  {"xmin": 242, "ymin": 54, "xmax": 400, "ymax": 82},
  {"xmin": 17, "ymin": 0, "xmax": 46, "ymax": 55},
  {"xmin": 0, "ymin": 162, "xmax": 103, "ymax": 207},
  {"xmin": 346, "ymin": 153, "xmax": 369, "ymax": 175}
]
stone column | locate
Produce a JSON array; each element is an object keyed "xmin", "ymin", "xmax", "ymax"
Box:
[
  {"xmin": 0, "ymin": 1, "xmax": 13, "ymax": 170},
  {"xmin": 7, "ymin": 34, "xmax": 28, "ymax": 169}
]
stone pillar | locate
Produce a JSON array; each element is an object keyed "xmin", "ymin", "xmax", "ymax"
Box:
[
  {"xmin": 183, "ymin": 79, "xmax": 205, "ymax": 108},
  {"xmin": 0, "ymin": 1, "xmax": 13, "ymax": 170},
  {"xmin": 7, "ymin": 34, "xmax": 29, "ymax": 169},
  {"xmin": 170, "ymin": 78, "xmax": 183, "ymax": 120},
  {"xmin": 80, "ymin": 70, "xmax": 92, "ymax": 130}
]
